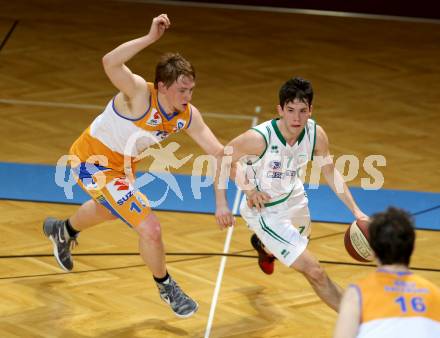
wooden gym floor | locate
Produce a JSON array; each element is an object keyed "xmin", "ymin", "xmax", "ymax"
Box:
[{"xmin": 0, "ymin": 1, "xmax": 439, "ymax": 337}]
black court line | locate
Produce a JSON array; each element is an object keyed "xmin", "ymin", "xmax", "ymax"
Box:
[
  {"xmin": 0, "ymin": 20, "xmax": 18, "ymax": 52},
  {"xmin": 0, "ymin": 252, "xmax": 250, "ymax": 280},
  {"xmin": 410, "ymin": 204, "xmax": 440, "ymax": 216},
  {"xmin": 1, "ymin": 251, "xmax": 439, "ymax": 280},
  {"xmin": 0, "ymin": 252, "xmax": 256, "ymax": 259},
  {"xmin": 310, "ymin": 231, "xmax": 345, "ymax": 241}
]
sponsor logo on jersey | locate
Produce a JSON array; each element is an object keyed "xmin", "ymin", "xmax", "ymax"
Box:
[
  {"xmin": 146, "ymin": 109, "xmax": 162, "ymax": 126},
  {"xmin": 107, "ymin": 178, "xmax": 133, "ymax": 205},
  {"xmin": 117, "ymin": 190, "xmax": 134, "ymax": 205},
  {"xmin": 114, "ymin": 178, "xmax": 129, "ymax": 191},
  {"xmin": 155, "ymin": 130, "xmax": 169, "ymax": 141},
  {"xmin": 267, "ymin": 171, "xmax": 283, "ymax": 179},
  {"xmin": 266, "ymin": 170, "xmax": 296, "ymax": 179},
  {"xmin": 281, "ymin": 249, "xmax": 290, "ymax": 258},
  {"xmin": 173, "ymin": 119, "xmax": 186, "ymax": 132},
  {"xmin": 270, "ymin": 145, "xmax": 279, "ymax": 153},
  {"xmin": 269, "ymin": 160, "xmax": 281, "ymax": 170},
  {"xmin": 285, "ymin": 170, "xmax": 296, "ymax": 177}
]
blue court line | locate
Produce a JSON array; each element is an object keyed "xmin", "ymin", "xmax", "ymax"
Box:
[{"xmin": 0, "ymin": 162, "xmax": 439, "ymax": 230}]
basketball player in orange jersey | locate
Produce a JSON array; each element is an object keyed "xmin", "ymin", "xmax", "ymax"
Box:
[
  {"xmin": 334, "ymin": 207, "xmax": 440, "ymax": 337},
  {"xmin": 43, "ymin": 14, "xmax": 230, "ymax": 318},
  {"xmin": 214, "ymin": 77, "xmax": 368, "ymax": 311}
]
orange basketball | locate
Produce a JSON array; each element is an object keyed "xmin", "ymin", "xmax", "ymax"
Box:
[{"xmin": 344, "ymin": 220, "xmax": 374, "ymax": 262}]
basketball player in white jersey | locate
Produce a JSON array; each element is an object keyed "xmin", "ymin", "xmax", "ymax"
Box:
[
  {"xmin": 43, "ymin": 14, "xmax": 229, "ymax": 318},
  {"xmin": 215, "ymin": 77, "xmax": 368, "ymax": 311}
]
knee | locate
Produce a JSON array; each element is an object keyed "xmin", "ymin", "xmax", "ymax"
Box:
[{"xmin": 137, "ymin": 215, "xmax": 162, "ymax": 243}]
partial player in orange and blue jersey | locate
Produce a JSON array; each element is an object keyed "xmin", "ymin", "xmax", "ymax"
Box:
[
  {"xmin": 349, "ymin": 269, "xmax": 440, "ymax": 337},
  {"xmin": 43, "ymin": 14, "xmax": 232, "ymax": 319},
  {"xmin": 334, "ymin": 207, "xmax": 440, "ymax": 338},
  {"xmin": 70, "ymin": 81, "xmax": 193, "ymax": 228}
]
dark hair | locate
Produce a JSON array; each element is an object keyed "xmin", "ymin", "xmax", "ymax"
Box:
[
  {"xmin": 279, "ymin": 77, "xmax": 313, "ymax": 108},
  {"xmin": 368, "ymin": 207, "xmax": 415, "ymax": 266},
  {"xmin": 154, "ymin": 53, "xmax": 195, "ymax": 89}
]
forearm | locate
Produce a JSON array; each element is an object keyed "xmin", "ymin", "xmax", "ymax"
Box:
[
  {"xmin": 324, "ymin": 166, "xmax": 362, "ymax": 216},
  {"xmin": 233, "ymin": 164, "xmax": 256, "ymax": 197},
  {"xmin": 214, "ymin": 158, "xmax": 252, "ymax": 207},
  {"xmin": 103, "ymin": 34, "xmax": 156, "ymax": 67},
  {"xmin": 214, "ymin": 153, "xmax": 231, "ymax": 207},
  {"xmin": 214, "ymin": 186, "xmax": 228, "ymax": 207},
  {"xmin": 213, "ymin": 151, "xmax": 237, "ymax": 228}
]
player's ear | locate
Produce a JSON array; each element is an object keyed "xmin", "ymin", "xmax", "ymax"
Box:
[
  {"xmin": 309, "ymin": 104, "xmax": 313, "ymax": 117},
  {"xmin": 276, "ymin": 104, "xmax": 283, "ymax": 117},
  {"xmin": 157, "ymin": 81, "xmax": 166, "ymax": 93}
]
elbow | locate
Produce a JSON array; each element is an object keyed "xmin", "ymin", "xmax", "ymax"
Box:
[
  {"xmin": 214, "ymin": 146, "xmax": 225, "ymax": 159},
  {"xmin": 102, "ymin": 54, "xmax": 110, "ymax": 70},
  {"xmin": 102, "ymin": 53, "xmax": 116, "ymax": 70}
]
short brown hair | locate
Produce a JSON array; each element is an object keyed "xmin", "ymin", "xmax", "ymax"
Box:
[
  {"xmin": 154, "ymin": 53, "xmax": 195, "ymax": 89},
  {"xmin": 368, "ymin": 207, "xmax": 415, "ymax": 266},
  {"xmin": 279, "ymin": 77, "xmax": 313, "ymax": 108}
]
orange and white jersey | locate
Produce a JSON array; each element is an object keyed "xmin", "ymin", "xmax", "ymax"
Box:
[
  {"xmin": 353, "ymin": 269, "xmax": 440, "ymax": 338},
  {"xmin": 70, "ymin": 82, "xmax": 192, "ymax": 172}
]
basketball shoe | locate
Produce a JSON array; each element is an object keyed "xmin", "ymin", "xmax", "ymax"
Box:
[
  {"xmin": 251, "ymin": 233, "xmax": 276, "ymax": 275},
  {"xmin": 43, "ymin": 217, "xmax": 78, "ymax": 271},
  {"xmin": 156, "ymin": 276, "xmax": 199, "ymax": 318}
]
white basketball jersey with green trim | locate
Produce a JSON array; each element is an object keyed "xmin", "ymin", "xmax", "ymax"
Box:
[{"xmin": 247, "ymin": 118, "xmax": 316, "ymax": 205}]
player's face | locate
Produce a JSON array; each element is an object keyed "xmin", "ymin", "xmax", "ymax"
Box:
[
  {"xmin": 277, "ymin": 99, "xmax": 311, "ymax": 136},
  {"xmin": 164, "ymin": 75, "xmax": 195, "ymax": 112}
]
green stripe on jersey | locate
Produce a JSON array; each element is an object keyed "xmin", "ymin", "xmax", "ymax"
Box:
[
  {"xmin": 264, "ymin": 189, "xmax": 293, "ymax": 207},
  {"xmin": 250, "ymin": 128, "xmax": 268, "ymax": 160},
  {"xmin": 271, "ymin": 119, "xmax": 286, "ymax": 146},
  {"xmin": 271, "ymin": 118, "xmax": 306, "ymax": 146}
]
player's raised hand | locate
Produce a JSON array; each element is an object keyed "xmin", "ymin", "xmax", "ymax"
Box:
[{"xmin": 148, "ymin": 14, "xmax": 171, "ymax": 42}]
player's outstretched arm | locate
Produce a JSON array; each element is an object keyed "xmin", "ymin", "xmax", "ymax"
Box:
[
  {"xmin": 185, "ymin": 106, "xmax": 235, "ymax": 227},
  {"xmin": 314, "ymin": 125, "xmax": 368, "ymax": 222},
  {"xmin": 213, "ymin": 130, "xmax": 269, "ymax": 229},
  {"xmin": 185, "ymin": 106, "xmax": 224, "ymax": 157}
]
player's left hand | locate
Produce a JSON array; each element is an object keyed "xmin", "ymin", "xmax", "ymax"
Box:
[
  {"xmin": 215, "ymin": 205, "xmax": 235, "ymax": 230},
  {"xmin": 355, "ymin": 210, "xmax": 369, "ymax": 226}
]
